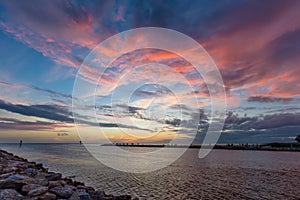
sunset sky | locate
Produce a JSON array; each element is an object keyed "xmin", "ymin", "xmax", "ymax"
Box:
[{"xmin": 0, "ymin": 0, "xmax": 300, "ymax": 144}]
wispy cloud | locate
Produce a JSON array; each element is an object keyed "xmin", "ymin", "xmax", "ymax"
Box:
[
  {"xmin": 0, "ymin": 80, "xmax": 73, "ymax": 100},
  {"xmin": 0, "ymin": 117, "xmax": 72, "ymax": 131}
]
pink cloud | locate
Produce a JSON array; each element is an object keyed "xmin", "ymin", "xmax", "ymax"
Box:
[
  {"xmin": 2, "ymin": 0, "xmax": 300, "ymax": 100},
  {"xmin": 202, "ymin": 1, "xmax": 300, "ymax": 98}
]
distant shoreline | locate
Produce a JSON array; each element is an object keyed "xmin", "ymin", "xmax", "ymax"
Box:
[
  {"xmin": 102, "ymin": 143, "xmax": 300, "ymax": 152},
  {"xmin": 1, "ymin": 142, "xmax": 299, "ymax": 152}
]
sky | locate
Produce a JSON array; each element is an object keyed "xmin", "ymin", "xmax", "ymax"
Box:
[{"xmin": 0, "ymin": 0, "xmax": 300, "ymax": 144}]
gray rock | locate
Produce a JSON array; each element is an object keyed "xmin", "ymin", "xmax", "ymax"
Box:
[
  {"xmin": 25, "ymin": 168, "xmax": 39, "ymax": 176},
  {"xmin": 27, "ymin": 186, "xmax": 48, "ymax": 197},
  {"xmin": 36, "ymin": 192, "xmax": 57, "ymax": 200},
  {"xmin": 35, "ymin": 163, "xmax": 43, "ymax": 169},
  {"xmin": 68, "ymin": 192, "xmax": 80, "ymax": 200},
  {"xmin": 0, "ymin": 174, "xmax": 38, "ymax": 189},
  {"xmin": 21, "ymin": 184, "xmax": 42, "ymax": 193},
  {"xmin": 0, "ymin": 150, "xmax": 134, "ymax": 200},
  {"xmin": 0, "ymin": 189, "xmax": 24, "ymax": 200},
  {"xmin": 6, "ymin": 161, "xmax": 23, "ymax": 168},
  {"xmin": 0, "ymin": 172, "xmax": 14, "ymax": 179},
  {"xmin": 34, "ymin": 176, "xmax": 49, "ymax": 186},
  {"xmin": 78, "ymin": 191, "xmax": 91, "ymax": 200},
  {"xmin": 2, "ymin": 166, "xmax": 17, "ymax": 173},
  {"xmin": 45, "ymin": 172, "xmax": 62, "ymax": 181},
  {"xmin": 49, "ymin": 185, "xmax": 73, "ymax": 198},
  {"xmin": 48, "ymin": 180, "xmax": 65, "ymax": 188}
]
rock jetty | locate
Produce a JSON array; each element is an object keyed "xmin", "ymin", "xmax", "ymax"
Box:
[{"xmin": 0, "ymin": 149, "xmax": 137, "ymax": 200}]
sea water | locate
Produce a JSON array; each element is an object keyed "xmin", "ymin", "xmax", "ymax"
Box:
[{"xmin": 0, "ymin": 143, "xmax": 299, "ymax": 199}]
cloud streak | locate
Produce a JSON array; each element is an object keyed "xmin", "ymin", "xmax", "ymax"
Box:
[
  {"xmin": 247, "ymin": 96, "xmax": 293, "ymax": 103},
  {"xmin": 0, "ymin": 80, "xmax": 73, "ymax": 100},
  {"xmin": 0, "ymin": 99, "xmax": 74, "ymax": 123},
  {"xmin": 0, "ymin": 117, "xmax": 72, "ymax": 131}
]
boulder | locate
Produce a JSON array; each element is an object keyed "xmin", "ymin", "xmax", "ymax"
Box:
[
  {"xmin": 45, "ymin": 172, "xmax": 62, "ymax": 181},
  {"xmin": 78, "ymin": 191, "xmax": 91, "ymax": 200},
  {"xmin": 25, "ymin": 168, "xmax": 39, "ymax": 176},
  {"xmin": 73, "ymin": 180, "xmax": 85, "ymax": 186},
  {"xmin": 27, "ymin": 186, "xmax": 48, "ymax": 197},
  {"xmin": 0, "ymin": 174, "xmax": 37, "ymax": 189},
  {"xmin": 2, "ymin": 166, "xmax": 16, "ymax": 173},
  {"xmin": 49, "ymin": 185, "xmax": 73, "ymax": 198},
  {"xmin": 68, "ymin": 192, "xmax": 80, "ymax": 200},
  {"xmin": 0, "ymin": 164, "xmax": 4, "ymax": 173},
  {"xmin": 35, "ymin": 163, "xmax": 43, "ymax": 169},
  {"xmin": 21, "ymin": 184, "xmax": 42, "ymax": 193},
  {"xmin": 0, "ymin": 189, "xmax": 24, "ymax": 200},
  {"xmin": 34, "ymin": 176, "xmax": 49, "ymax": 186},
  {"xmin": 36, "ymin": 192, "xmax": 56, "ymax": 200},
  {"xmin": 49, "ymin": 180, "xmax": 63, "ymax": 188},
  {"xmin": 0, "ymin": 149, "xmax": 135, "ymax": 200},
  {"xmin": 64, "ymin": 177, "xmax": 74, "ymax": 184},
  {"xmin": 0, "ymin": 172, "xmax": 14, "ymax": 179}
]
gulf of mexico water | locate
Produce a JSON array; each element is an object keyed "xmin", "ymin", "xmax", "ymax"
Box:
[{"xmin": 0, "ymin": 143, "xmax": 299, "ymax": 199}]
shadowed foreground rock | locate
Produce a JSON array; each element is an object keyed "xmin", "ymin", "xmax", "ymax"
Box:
[{"xmin": 0, "ymin": 149, "xmax": 137, "ymax": 200}]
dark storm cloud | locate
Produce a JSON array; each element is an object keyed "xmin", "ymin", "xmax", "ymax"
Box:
[
  {"xmin": 113, "ymin": 104, "xmax": 144, "ymax": 115},
  {"xmin": 224, "ymin": 111, "xmax": 300, "ymax": 130},
  {"xmin": 165, "ymin": 118, "xmax": 181, "ymax": 127},
  {"xmin": 253, "ymin": 113, "xmax": 300, "ymax": 130},
  {"xmin": 0, "ymin": 100, "xmax": 154, "ymax": 132},
  {"xmin": 192, "ymin": 111, "xmax": 300, "ymax": 144},
  {"xmin": 248, "ymin": 96, "xmax": 293, "ymax": 103},
  {"xmin": 0, "ymin": 99, "xmax": 74, "ymax": 123},
  {"xmin": 183, "ymin": 109, "xmax": 300, "ymax": 137},
  {"xmin": 0, "ymin": 117, "xmax": 70, "ymax": 131},
  {"xmin": 98, "ymin": 122, "xmax": 153, "ymax": 132},
  {"xmin": 214, "ymin": 126, "xmax": 300, "ymax": 144}
]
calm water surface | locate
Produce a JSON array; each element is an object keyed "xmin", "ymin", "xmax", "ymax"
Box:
[{"xmin": 0, "ymin": 143, "xmax": 299, "ymax": 199}]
